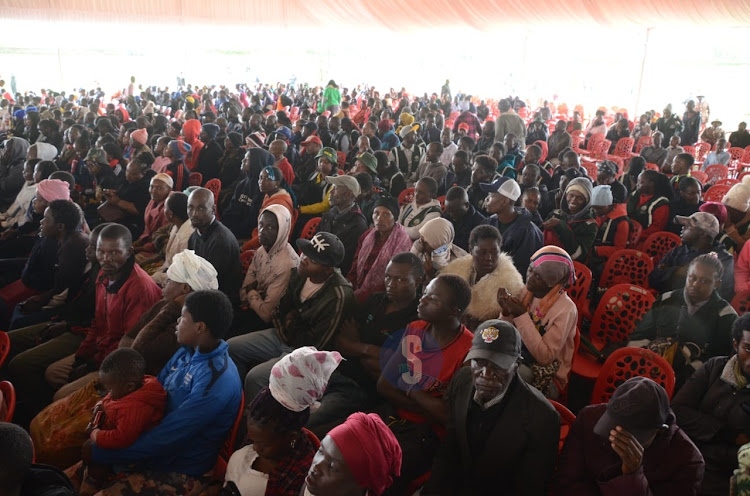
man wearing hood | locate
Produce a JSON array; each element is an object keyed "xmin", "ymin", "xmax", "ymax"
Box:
[
  {"xmin": 0, "ymin": 137, "xmax": 31, "ymax": 210},
  {"xmin": 542, "ymin": 177, "xmax": 598, "ymax": 262},
  {"xmin": 196, "ymin": 123, "xmax": 223, "ymax": 183},
  {"xmin": 237, "ymin": 205, "xmax": 299, "ymax": 332},
  {"xmin": 222, "ymin": 148, "xmax": 274, "ymax": 239},
  {"xmin": 481, "ymin": 177, "xmax": 543, "ymax": 277}
]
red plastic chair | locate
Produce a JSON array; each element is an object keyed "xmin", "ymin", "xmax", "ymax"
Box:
[
  {"xmin": 240, "ymin": 250, "xmax": 255, "ymax": 273},
  {"xmin": 634, "ymin": 136, "xmax": 653, "ymax": 155},
  {"xmin": 611, "ymin": 137, "xmax": 635, "ymax": 160},
  {"xmin": 704, "ymin": 164, "xmax": 729, "ymax": 184},
  {"xmin": 204, "ymin": 178, "xmax": 222, "ymax": 204},
  {"xmin": 569, "ymin": 262, "xmax": 592, "ymax": 321},
  {"xmin": 302, "ymin": 427, "xmax": 321, "ymax": 450},
  {"xmin": 398, "ymin": 187, "xmax": 415, "ymax": 207},
  {"xmin": 690, "ymin": 170, "xmax": 708, "ymax": 185},
  {"xmin": 642, "ymin": 231, "xmax": 682, "ymax": 265},
  {"xmin": 645, "ymin": 162, "xmax": 660, "ymax": 171},
  {"xmin": 731, "ymin": 289, "xmax": 750, "ymax": 316},
  {"xmin": 0, "ymin": 331, "xmax": 9, "ymax": 369},
  {"xmin": 695, "ymin": 142, "xmax": 711, "ymax": 162},
  {"xmin": 581, "ymin": 160, "xmax": 598, "ymax": 178},
  {"xmin": 211, "ymin": 392, "xmax": 245, "ymax": 481},
  {"xmin": 704, "ymin": 184, "xmax": 732, "ymax": 203},
  {"xmin": 598, "ymin": 249, "xmax": 654, "ymax": 289},
  {"xmin": 571, "ymin": 131, "xmax": 586, "ymax": 151},
  {"xmin": 590, "ymin": 347, "xmax": 676, "ymax": 404},
  {"xmin": 683, "ymin": 145, "xmax": 696, "ymax": 157},
  {"xmin": 628, "ymin": 221, "xmax": 642, "ymax": 248},
  {"xmin": 729, "ymin": 147, "xmax": 745, "ymax": 164},
  {"xmin": 549, "ymin": 400, "xmax": 576, "ymax": 454},
  {"xmin": 437, "ymin": 195, "xmax": 446, "ymax": 212},
  {"xmin": 300, "ymin": 217, "xmax": 321, "ymax": 241},
  {"xmin": 572, "ymin": 285, "xmax": 656, "ymax": 381},
  {"xmin": 741, "ymin": 147, "xmax": 750, "ymax": 166},
  {"xmin": 579, "ymin": 133, "xmax": 604, "ymax": 156},
  {"xmin": 715, "ymin": 178, "xmax": 739, "ymax": 187},
  {"xmin": 189, "ymin": 172, "xmax": 203, "ymax": 187},
  {"xmin": 0, "ymin": 380, "xmax": 16, "ymax": 422},
  {"xmin": 591, "ymin": 140, "xmax": 610, "ymax": 160}
]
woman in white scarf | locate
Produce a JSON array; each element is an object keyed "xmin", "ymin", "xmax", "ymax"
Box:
[{"xmin": 411, "ymin": 217, "xmax": 467, "ymax": 280}]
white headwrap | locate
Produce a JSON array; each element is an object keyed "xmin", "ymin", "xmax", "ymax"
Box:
[
  {"xmin": 269, "ymin": 346, "xmax": 342, "ymax": 412},
  {"xmin": 35, "ymin": 142, "xmax": 58, "ymax": 161},
  {"xmin": 166, "ymin": 250, "xmax": 219, "ymax": 291}
]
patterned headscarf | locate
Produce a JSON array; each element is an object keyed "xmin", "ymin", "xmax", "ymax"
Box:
[
  {"xmin": 529, "ymin": 245, "xmax": 576, "ymax": 287},
  {"xmin": 269, "ymin": 346, "xmax": 342, "ymax": 412}
]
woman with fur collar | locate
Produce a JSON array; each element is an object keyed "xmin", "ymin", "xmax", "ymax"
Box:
[{"xmin": 440, "ymin": 225, "xmax": 524, "ymax": 331}]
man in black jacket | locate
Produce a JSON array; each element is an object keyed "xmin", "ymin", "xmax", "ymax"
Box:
[
  {"xmin": 423, "ymin": 320, "xmax": 560, "ymax": 495},
  {"xmin": 316, "ymin": 175, "xmax": 368, "ymax": 275}
]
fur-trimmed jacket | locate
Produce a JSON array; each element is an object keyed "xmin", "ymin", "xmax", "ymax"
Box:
[{"xmin": 440, "ymin": 253, "xmax": 525, "ymax": 325}]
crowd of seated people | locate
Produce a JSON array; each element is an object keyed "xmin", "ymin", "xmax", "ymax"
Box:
[{"xmin": 1, "ymin": 77, "xmax": 750, "ymax": 495}]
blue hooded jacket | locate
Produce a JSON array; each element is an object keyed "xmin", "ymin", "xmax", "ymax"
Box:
[{"xmin": 92, "ymin": 340, "xmax": 242, "ymax": 476}]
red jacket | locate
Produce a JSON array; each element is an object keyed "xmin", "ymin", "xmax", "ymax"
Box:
[
  {"xmin": 594, "ymin": 204, "xmax": 631, "ymax": 258},
  {"xmin": 92, "ymin": 376, "xmax": 167, "ymax": 450},
  {"xmin": 75, "ymin": 261, "xmax": 162, "ymax": 366}
]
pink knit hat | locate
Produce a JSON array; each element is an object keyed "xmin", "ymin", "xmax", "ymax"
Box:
[{"xmin": 131, "ymin": 128, "xmax": 148, "ymax": 146}]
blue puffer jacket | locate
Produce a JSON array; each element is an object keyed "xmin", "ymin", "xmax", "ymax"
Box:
[{"xmin": 92, "ymin": 340, "xmax": 242, "ymax": 476}]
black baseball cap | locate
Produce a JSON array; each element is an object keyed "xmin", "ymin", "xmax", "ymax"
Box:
[
  {"xmin": 464, "ymin": 319, "xmax": 522, "ymax": 370},
  {"xmin": 296, "ymin": 232, "xmax": 345, "ymax": 267},
  {"xmin": 593, "ymin": 376, "xmax": 674, "ymax": 445}
]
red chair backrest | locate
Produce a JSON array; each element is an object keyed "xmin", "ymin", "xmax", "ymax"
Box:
[
  {"xmin": 189, "ymin": 172, "xmax": 203, "ymax": 187},
  {"xmin": 571, "ymin": 131, "xmax": 585, "ymax": 150},
  {"xmin": 0, "ymin": 331, "xmax": 9, "ymax": 369},
  {"xmin": 645, "ymin": 162, "xmax": 660, "ymax": 171},
  {"xmin": 690, "ymin": 170, "xmax": 708, "ymax": 185},
  {"xmin": 398, "ymin": 187, "xmax": 415, "ymax": 207},
  {"xmin": 212, "ymin": 392, "xmax": 245, "ymax": 481},
  {"xmin": 582, "ymin": 160, "xmax": 598, "ymax": 178},
  {"xmin": 731, "ymin": 289, "xmax": 750, "ymax": 316},
  {"xmin": 627, "ymin": 221, "xmax": 642, "ymax": 249},
  {"xmin": 599, "ymin": 249, "xmax": 654, "ymax": 289},
  {"xmin": 704, "ymin": 164, "xmax": 729, "ymax": 184},
  {"xmin": 301, "ymin": 217, "xmax": 321, "ymax": 240},
  {"xmin": 635, "ymin": 136, "xmax": 653, "ymax": 154},
  {"xmin": 613, "ymin": 137, "xmax": 635, "ymax": 158},
  {"xmin": 704, "ymin": 184, "xmax": 732, "ymax": 203},
  {"xmin": 695, "ymin": 142, "xmax": 711, "ymax": 161},
  {"xmin": 729, "ymin": 147, "xmax": 745, "ymax": 162},
  {"xmin": 590, "ymin": 347, "xmax": 675, "ymax": 404},
  {"xmin": 204, "ymin": 178, "xmax": 222, "ymax": 205},
  {"xmin": 303, "ymin": 428, "xmax": 321, "ymax": 450},
  {"xmin": 715, "ymin": 178, "xmax": 739, "ymax": 187},
  {"xmin": 589, "ymin": 284, "xmax": 655, "ymax": 348},
  {"xmin": 587, "ymin": 133, "xmax": 604, "ymax": 152},
  {"xmin": 548, "ymin": 400, "xmax": 576, "ymax": 454},
  {"xmin": 240, "ymin": 250, "xmax": 255, "ymax": 273},
  {"xmin": 437, "ymin": 195, "xmax": 446, "ymax": 212},
  {"xmin": 0, "ymin": 381, "xmax": 16, "ymax": 422},
  {"xmin": 742, "ymin": 147, "xmax": 750, "ymax": 164},
  {"xmin": 642, "ymin": 231, "xmax": 682, "ymax": 265},
  {"xmin": 569, "ymin": 262, "xmax": 592, "ymax": 310},
  {"xmin": 592, "ymin": 139, "xmax": 609, "ymax": 159},
  {"xmin": 683, "ymin": 145, "xmax": 696, "ymax": 157}
]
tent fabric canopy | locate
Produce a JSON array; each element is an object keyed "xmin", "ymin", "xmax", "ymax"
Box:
[{"xmin": 4, "ymin": 0, "xmax": 750, "ymax": 28}]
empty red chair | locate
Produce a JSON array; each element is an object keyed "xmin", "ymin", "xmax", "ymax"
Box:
[
  {"xmin": 729, "ymin": 147, "xmax": 745, "ymax": 164},
  {"xmin": 300, "ymin": 217, "xmax": 321, "ymax": 241},
  {"xmin": 398, "ymin": 187, "xmax": 415, "ymax": 207},
  {"xmin": 704, "ymin": 164, "xmax": 729, "ymax": 184},
  {"xmin": 572, "ymin": 285, "xmax": 655, "ymax": 382},
  {"xmin": 598, "ymin": 249, "xmax": 653, "ymax": 289},
  {"xmin": 642, "ymin": 231, "xmax": 682, "ymax": 265},
  {"xmin": 690, "ymin": 170, "xmax": 709, "ymax": 185},
  {"xmin": 579, "ymin": 133, "xmax": 604, "ymax": 156},
  {"xmin": 0, "ymin": 380, "xmax": 16, "ymax": 422},
  {"xmin": 204, "ymin": 178, "xmax": 222, "ymax": 204},
  {"xmin": 611, "ymin": 137, "xmax": 635, "ymax": 160},
  {"xmin": 590, "ymin": 347, "xmax": 675, "ymax": 404},
  {"xmin": 703, "ymin": 184, "xmax": 732, "ymax": 203},
  {"xmin": 591, "ymin": 140, "xmax": 610, "ymax": 160},
  {"xmin": 683, "ymin": 145, "xmax": 696, "ymax": 157}
]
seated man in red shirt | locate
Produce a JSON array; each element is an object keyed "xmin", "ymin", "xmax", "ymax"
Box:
[{"xmin": 376, "ymin": 274, "xmax": 474, "ymax": 494}]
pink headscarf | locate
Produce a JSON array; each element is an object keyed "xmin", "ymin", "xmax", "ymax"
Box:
[
  {"xmin": 131, "ymin": 128, "xmax": 148, "ymax": 146},
  {"xmin": 269, "ymin": 346, "xmax": 342, "ymax": 412},
  {"xmin": 36, "ymin": 179, "xmax": 71, "ymax": 202},
  {"xmin": 328, "ymin": 413, "xmax": 402, "ymax": 496}
]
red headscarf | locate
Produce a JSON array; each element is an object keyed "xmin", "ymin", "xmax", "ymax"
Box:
[
  {"xmin": 327, "ymin": 413, "xmax": 402, "ymax": 496},
  {"xmin": 182, "ymin": 119, "xmax": 204, "ymax": 171}
]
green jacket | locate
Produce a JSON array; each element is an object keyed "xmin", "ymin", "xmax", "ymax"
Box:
[{"xmin": 273, "ymin": 268, "xmax": 355, "ymax": 350}]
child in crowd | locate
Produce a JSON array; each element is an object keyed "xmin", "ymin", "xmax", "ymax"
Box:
[
  {"xmin": 521, "ymin": 187, "xmax": 543, "ymax": 227},
  {"xmin": 66, "ymin": 348, "xmax": 166, "ymax": 495}
]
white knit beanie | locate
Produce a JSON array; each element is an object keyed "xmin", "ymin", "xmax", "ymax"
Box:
[{"xmin": 722, "ymin": 176, "xmax": 750, "ymax": 212}]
